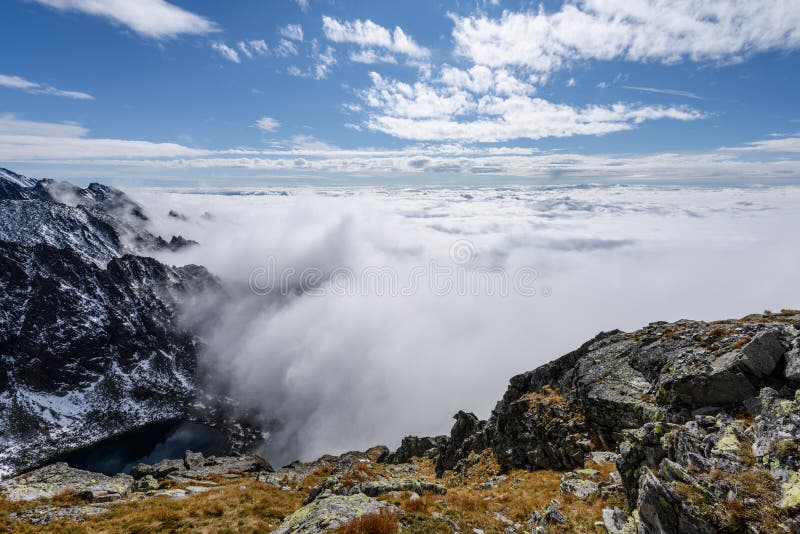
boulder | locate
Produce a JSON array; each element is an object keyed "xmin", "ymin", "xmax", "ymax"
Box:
[
  {"xmin": 183, "ymin": 450, "xmax": 205, "ymax": 470},
  {"xmin": 272, "ymin": 493, "xmax": 396, "ymax": 534},
  {"xmin": 739, "ymin": 330, "xmax": 787, "ymax": 376},
  {"xmin": 636, "ymin": 468, "xmax": 712, "ymax": 534}
]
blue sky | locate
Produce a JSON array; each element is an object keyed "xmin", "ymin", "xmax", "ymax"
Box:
[{"xmin": 2, "ymin": 0, "xmax": 800, "ymax": 185}]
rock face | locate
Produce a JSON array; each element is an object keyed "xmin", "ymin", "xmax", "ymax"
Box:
[
  {"xmin": 273, "ymin": 494, "xmax": 396, "ymax": 534},
  {"xmin": 0, "ymin": 169, "xmax": 252, "ymax": 478},
  {"xmin": 389, "ymin": 312, "xmax": 800, "ymax": 532}
]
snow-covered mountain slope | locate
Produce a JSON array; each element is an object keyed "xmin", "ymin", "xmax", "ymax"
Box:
[
  {"xmin": 0, "ymin": 168, "xmax": 248, "ymax": 478},
  {"xmin": 0, "ymin": 200, "xmax": 122, "ymax": 265},
  {"xmin": 0, "ymin": 168, "xmax": 36, "ymax": 188}
]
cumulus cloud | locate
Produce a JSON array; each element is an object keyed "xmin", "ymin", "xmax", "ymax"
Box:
[
  {"xmin": 360, "ymin": 71, "xmax": 703, "ymax": 142},
  {"xmin": 134, "ymin": 185, "xmax": 800, "ymax": 463},
  {"xmin": 288, "ymin": 39, "xmax": 336, "ymax": 79},
  {"xmin": 322, "ymin": 16, "xmax": 430, "ymax": 59},
  {"xmin": 211, "ymin": 42, "xmax": 240, "ymax": 63},
  {"xmin": 254, "ymin": 117, "xmax": 281, "ymax": 132},
  {"xmin": 349, "ymin": 50, "xmax": 397, "ymax": 65},
  {"xmin": 237, "ymin": 40, "xmax": 268, "ymax": 59},
  {"xmin": 280, "ymin": 24, "xmax": 304, "ymax": 42},
  {"xmin": 275, "ymin": 38, "xmax": 299, "ymax": 57},
  {"xmin": 0, "ymin": 73, "xmax": 93, "ymax": 100},
  {"xmin": 451, "ymin": 0, "xmax": 800, "ymax": 73},
  {"xmin": 31, "ymin": 0, "xmax": 218, "ymax": 39}
]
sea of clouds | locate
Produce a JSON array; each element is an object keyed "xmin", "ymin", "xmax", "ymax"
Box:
[{"xmin": 133, "ymin": 184, "xmax": 800, "ymax": 464}]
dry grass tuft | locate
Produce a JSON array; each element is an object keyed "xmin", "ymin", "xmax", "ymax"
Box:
[{"xmin": 334, "ymin": 509, "xmax": 398, "ymax": 534}]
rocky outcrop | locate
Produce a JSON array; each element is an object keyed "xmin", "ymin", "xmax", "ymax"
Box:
[
  {"xmin": 385, "ymin": 435, "xmax": 446, "ymax": 464},
  {"xmin": 389, "ymin": 312, "xmax": 800, "ymax": 532}
]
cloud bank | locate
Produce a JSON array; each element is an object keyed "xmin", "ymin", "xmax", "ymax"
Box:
[{"xmin": 136, "ymin": 184, "xmax": 800, "ymax": 463}]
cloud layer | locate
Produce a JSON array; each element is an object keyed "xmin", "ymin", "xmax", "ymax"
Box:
[{"xmin": 136, "ymin": 184, "xmax": 800, "ymax": 463}]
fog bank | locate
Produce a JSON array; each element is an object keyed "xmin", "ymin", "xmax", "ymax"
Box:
[{"xmin": 134, "ymin": 185, "xmax": 800, "ymax": 464}]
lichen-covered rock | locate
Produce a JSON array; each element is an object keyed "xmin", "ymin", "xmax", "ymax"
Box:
[
  {"xmin": 273, "ymin": 494, "xmax": 396, "ymax": 534},
  {"xmin": 560, "ymin": 471, "xmax": 600, "ymax": 499},
  {"xmin": 359, "ymin": 478, "xmax": 446, "ymax": 498},
  {"xmin": 0, "ymin": 463, "xmax": 133, "ymax": 502},
  {"xmin": 492, "ymin": 387, "xmax": 591, "ymax": 472},
  {"xmin": 636, "ymin": 468, "xmax": 712, "ymax": 534},
  {"xmin": 11, "ymin": 504, "xmax": 108, "ymax": 525},
  {"xmin": 753, "ymin": 387, "xmax": 800, "ymax": 471}
]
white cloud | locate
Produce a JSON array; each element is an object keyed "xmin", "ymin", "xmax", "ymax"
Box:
[
  {"xmin": 211, "ymin": 42, "xmax": 240, "ymax": 63},
  {"xmin": 288, "ymin": 39, "xmax": 336, "ymax": 79},
  {"xmin": 275, "ymin": 38, "xmax": 299, "ymax": 57},
  {"xmin": 360, "ymin": 71, "xmax": 703, "ymax": 142},
  {"xmin": 238, "ymin": 40, "xmax": 268, "ymax": 59},
  {"xmin": 322, "ymin": 16, "xmax": 430, "ymax": 58},
  {"xmin": 0, "ymin": 73, "xmax": 93, "ymax": 100},
  {"xmin": 567, "ymin": 77, "xmax": 575, "ymax": 87},
  {"xmin": 3, "ymin": 114, "xmax": 799, "ymax": 183},
  {"xmin": 280, "ymin": 24, "xmax": 304, "ymax": 41},
  {"xmin": 624, "ymin": 86, "xmax": 702, "ymax": 100},
  {"xmin": 721, "ymin": 135, "xmax": 800, "ymax": 153},
  {"xmin": 131, "ymin": 185, "xmax": 800, "ymax": 461},
  {"xmin": 254, "ymin": 117, "xmax": 281, "ymax": 132},
  {"xmin": 0, "ymin": 114, "xmax": 211, "ymax": 160},
  {"xmin": 31, "ymin": 0, "xmax": 218, "ymax": 39},
  {"xmin": 451, "ymin": 1, "xmax": 800, "ymax": 73},
  {"xmin": 349, "ymin": 50, "xmax": 397, "ymax": 65},
  {"xmin": 291, "ymin": 0, "xmax": 309, "ymax": 12}
]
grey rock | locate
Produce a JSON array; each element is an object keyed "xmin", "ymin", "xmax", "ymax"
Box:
[
  {"xmin": 12, "ymin": 504, "xmax": 108, "ymax": 525},
  {"xmin": 0, "ymin": 463, "xmax": 132, "ymax": 502},
  {"xmin": 273, "ymin": 493, "xmax": 396, "ymax": 534},
  {"xmin": 786, "ymin": 343, "xmax": 800, "ymax": 382},
  {"xmin": 636, "ymin": 468, "xmax": 711, "ymax": 534},
  {"xmin": 560, "ymin": 472, "xmax": 600, "ymax": 499},
  {"xmin": 184, "ymin": 450, "xmax": 205, "ymax": 470},
  {"xmin": 739, "ymin": 330, "xmax": 787, "ymax": 376},
  {"xmin": 602, "ymin": 507, "xmax": 629, "ymax": 534},
  {"xmin": 386, "ymin": 435, "xmax": 447, "ymax": 464}
]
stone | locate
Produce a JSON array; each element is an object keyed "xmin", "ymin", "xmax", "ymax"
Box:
[
  {"xmin": 560, "ymin": 472, "xmax": 600, "ymax": 499},
  {"xmin": 739, "ymin": 330, "xmax": 786, "ymax": 377},
  {"xmin": 0, "ymin": 463, "xmax": 132, "ymax": 502},
  {"xmin": 272, "ymin": 493, "xmax": 396, "ymax": 534},
  {"xmin": 134, "ymin": 475, "xmax": 159, "ymax": 492},
  {"xmin": 780, "ymin": 471, "xmax": 800, "ymax": 512},
  {"xmin": 786, "ymin": 344, "xmax": 800, "ymax": 382},
  {"xmin": 387, "ymin": 436, "xmax": 447, "ymax": 464},
  {"xmin": 151, "ymin": 458, "xmax": 184, "ymax": 478},
  {"xmin": 636, "ymin": 468, "xmax": 712, "ymax": 534},
  {"xmin": 184, "ymin": 451, "xmax": 205, "ymax": 470},
  {"xmin": 359, "ymin": 478, "xmax": 446, "ymax": 498},
  {"xmin": 602, "ymin": 507, "xmax": 628, "ymax": 534},
  {"xmin": 12, "ymin": 504, "xmax": 108, "ymax": 525}
]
